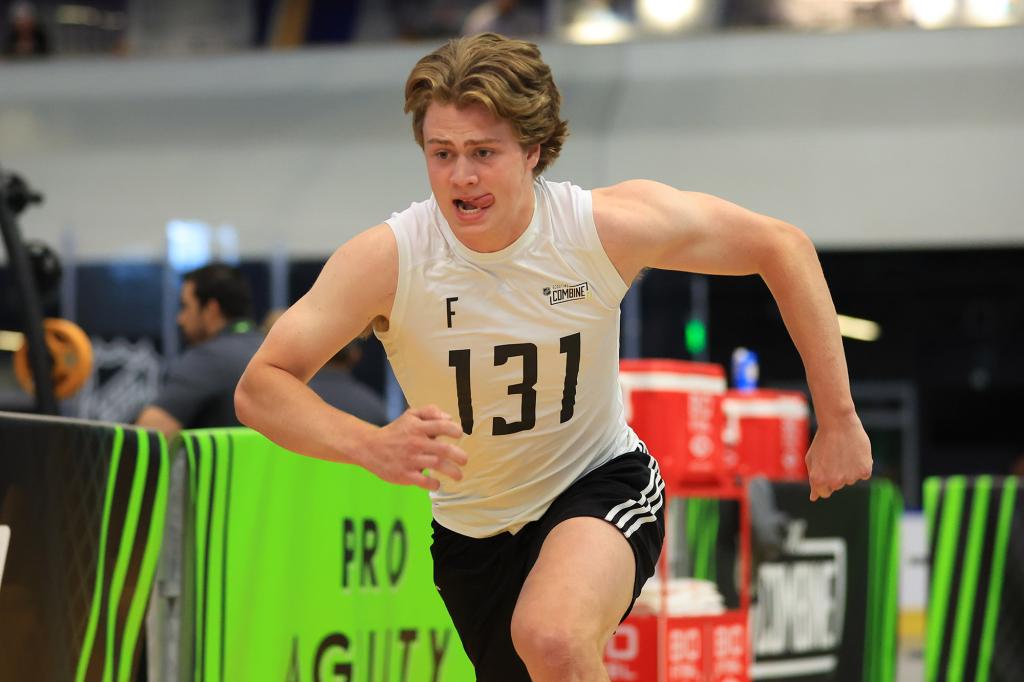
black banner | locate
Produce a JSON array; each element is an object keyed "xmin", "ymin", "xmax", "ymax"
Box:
[
  {"xmin": 0, "ymin": 412, "xmax": 168, "ymax": 682},
  {"xmin": 680, "ymin": 479, "xmax": 900, "ymax": 681},
  {"xmin": 751, "ymin": 480, "xmax": 900, "ymax": 682}
]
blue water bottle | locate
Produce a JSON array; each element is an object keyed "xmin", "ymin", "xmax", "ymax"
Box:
[{"xmin": 731, "ymin": 347, "xmax": 759, "ymax": 391}]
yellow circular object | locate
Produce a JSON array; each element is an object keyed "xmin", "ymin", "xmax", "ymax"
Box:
[{"xmin": 13, "ymin": 318, "xmax": 94, "ymax": 399}]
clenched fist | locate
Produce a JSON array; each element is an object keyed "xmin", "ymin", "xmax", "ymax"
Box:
[
  {"xmin": 805, "ymin": 415, "xmax": 873, "ymax": 501},
  {"xmin": 360, "ymin": 405, "xmax": 468, "ymax": 491}
]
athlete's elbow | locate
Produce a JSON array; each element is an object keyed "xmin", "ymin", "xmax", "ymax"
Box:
[
  {"xmin": 759, "ymin": 220, "xmax": 817, "ymax": 275},
  {"xmin": 234, "ymin": 369, "xmax": 259, "ymax": 428}
]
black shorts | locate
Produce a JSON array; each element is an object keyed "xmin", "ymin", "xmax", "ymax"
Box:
[{"xmin": 430, "ymin": 446, "xmax": 666, "ymax": 682}]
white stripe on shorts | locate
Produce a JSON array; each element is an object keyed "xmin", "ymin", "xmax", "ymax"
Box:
[
  {"xmin": 604, "ymin": 454, "xmax": 664, "ymax": 539},
  {"xmin": 604, "ymin": 455, "xmax": 659, "ymax": 522},
  {"xmin": 615, "ymin": 477, "xmax": 665, "ymax": 528},
  {"xmin": 623, "ymin": 491, "xmax": 665, "ymax": 538},
  {"xmin": 617, "ymin": 479, "xmax": 665, "ymax": 535}
]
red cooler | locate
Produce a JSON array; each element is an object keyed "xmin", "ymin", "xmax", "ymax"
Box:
[
  {"xmin": 721, "ymin": 389, "xmax": 809, "ymax": 480},
  {"xmin": 605, "ymin": 615, "xmax": 658, "ymax": 681},
  {"xmin": 619, "ymin": 359, "xmax": 728, "ymax": 486},
  {"xmin": 606, "ymin": 612, "xmax": 750, "ymax": 681}
]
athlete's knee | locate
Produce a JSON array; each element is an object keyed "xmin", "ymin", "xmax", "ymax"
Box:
[{"xmin": 510, "ymin": 610, "xmax": 595, "ymax": 675}]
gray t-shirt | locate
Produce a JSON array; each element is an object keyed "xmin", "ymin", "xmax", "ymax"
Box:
[
  {"xmin": 308, "ymin": 368, "xmax": 388, "ymax": 426},
  {"xmin": 154, "ymin": 324, "xmax": 264, "ymax": 429}
]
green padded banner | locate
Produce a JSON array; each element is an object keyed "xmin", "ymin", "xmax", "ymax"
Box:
[
  {"xmin": 863, "ymin": 477, "xmax": 902, "ymax": 682},
  {"xmin": 0, "ymin": 412, "xmax": 168, "ymax": 682},
  {"xmin": 925, "ymin": 476, "xmax": 1022, "ymax": 682},
  {"xmin": 178, "ymin": 428, "xmax": 474, "ymax": 682}
]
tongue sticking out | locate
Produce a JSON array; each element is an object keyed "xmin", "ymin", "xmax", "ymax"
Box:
[{"xmin": 458, "ymin": 194, "xmax": 495, "ymax": 211}]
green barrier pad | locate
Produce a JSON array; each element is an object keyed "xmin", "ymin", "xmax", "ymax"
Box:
[
  {"xmin": 179, "ymin": 428, "xmax": 474, "ymax": 682},
  {"xmin": 0, "ymin": 412, "xmax": 169, "ymax": 682},
  {"xmin": 925, "ymin": 476, "xmax": 1022, "ymax": 682}
]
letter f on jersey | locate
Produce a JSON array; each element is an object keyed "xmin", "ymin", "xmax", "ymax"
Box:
[{"xmin": 446, "ymin": 297, "xmax": 458, "ymax": 329}]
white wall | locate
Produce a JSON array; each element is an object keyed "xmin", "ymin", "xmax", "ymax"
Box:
[{"xmin": 1, "ymin": 26, "xmax": 1022, "ymax": 260}]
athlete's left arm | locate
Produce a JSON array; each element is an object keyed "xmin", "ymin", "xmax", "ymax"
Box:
[{"xmin": 593, "ymin": 179, "xmax": 872, "ymax": 501}]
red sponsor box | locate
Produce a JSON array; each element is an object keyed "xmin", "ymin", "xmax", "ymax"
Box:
[
  {"xmin": 619, "ymin": 360, "xmax": 727, "ymax": 485},
  {"xmin": 722, "ymin": 389, "xmax": 809, "ymax": 480},
  {"xmin": 706, "ymin": 613, "xmax": 749, "ymax": 682},
  {"xmin": 605, "ymin": 614, "xmax": 658, "ymax": 682},
  {"xmin": 669, "ymin": 613, "xmax": 749, "ymax": 682},
  {"xmin": 605, "ymin": 612, "xmax": 750, "ymax": 681},
  {"xmin": 665, "ymin": 617, "xmax": 705, "ymax": 681}
]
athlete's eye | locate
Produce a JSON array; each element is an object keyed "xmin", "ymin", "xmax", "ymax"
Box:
[
  {"xmin": 476, "ymin": 149, "xmax": 493, "ymax": 158},
  {"xmin": 434, "ymin": 150, "xmax": 450, "ymax": 160}
]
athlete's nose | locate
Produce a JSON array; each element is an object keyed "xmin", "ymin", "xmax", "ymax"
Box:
[{"xmin": 451, "ymin": 156, "xmax": 478, "ymax": 187}]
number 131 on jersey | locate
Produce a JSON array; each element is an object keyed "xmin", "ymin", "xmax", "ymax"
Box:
[{"xmin": 448, "ymin": 332, "xmax": 581, "ymax": 436}]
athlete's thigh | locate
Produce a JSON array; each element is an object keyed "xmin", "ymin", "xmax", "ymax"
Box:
[{"xmin": 514, "ymin": 516, "xmax": 635, "ymax": 645}]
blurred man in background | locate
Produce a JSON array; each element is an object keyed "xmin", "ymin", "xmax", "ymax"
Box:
[
  {"xmin": 263, "ymin": 308, "xmax": 388, "ymax": 426},
  {"xmin": 135, "ymin": 263, "xmax": 261, "ymax": 437},
  {"xmin": 311, "ymin": 343, "xmax": 388, "ymax": 426},
  {"xmin": 462, "ymin": 0, "xmax": 543, "ymax": 37},
  {"xmin": 3, "ymin": 2, "xmax": 50, "ymax": 58}
]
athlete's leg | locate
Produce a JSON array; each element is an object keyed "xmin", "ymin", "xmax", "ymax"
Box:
[
  {"xmin": 430, "ymin": 521, "xmax": 531, "ymax": 681},
  {"xmin": 510, "ymin": 517, "xmax": 635, "ymax": 682}
]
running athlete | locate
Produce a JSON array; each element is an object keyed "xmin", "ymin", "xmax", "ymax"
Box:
[{"xmin": 235, "ymin": 32, "xmax": 873, "ymax": 682}]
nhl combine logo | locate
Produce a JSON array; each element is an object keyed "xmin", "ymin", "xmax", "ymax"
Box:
[{"xmin": 545, "ymin": 282, "xmax": 590, "ymax": 305}]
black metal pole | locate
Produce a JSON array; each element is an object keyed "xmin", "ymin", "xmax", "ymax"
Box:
[{"xmin": 0, "ymin": 183, "xmax": 57, "ymax": 415}]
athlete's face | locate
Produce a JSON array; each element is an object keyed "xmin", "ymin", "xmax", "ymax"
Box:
[{"xmin": 422, "ymin": 102, "xmax": 540, "ymax": 252}]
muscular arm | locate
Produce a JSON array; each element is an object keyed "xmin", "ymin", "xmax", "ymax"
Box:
[
  {"xmin": 593, "ymin": 180, "xmax": 872, "ymax": 500},
  {"xmin": 235, "ymin": 224, "xmax": 467, "ymax": 489}
]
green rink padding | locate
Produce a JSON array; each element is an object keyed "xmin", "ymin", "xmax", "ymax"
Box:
[
  {"xmin": 179, "ymin": 428, "xmax": 474, "ymax": 682},
  {"xmin": 925, "ymin": 476, "xmax": 1022, "ymax": 682},
  {"xmin": 0, "ymin": 412, "xmax": 169, "ymax": 682},
  {"xmin": 863, "ymin": 477, "xmax": 902, "ymax": 682},
  {"xmin": 686, "ymin": 497, "xmax": 720, "ymax": 584}
]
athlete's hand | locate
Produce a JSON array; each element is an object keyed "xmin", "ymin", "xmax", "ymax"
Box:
[
  {"xmin": 805, "ymin": 415, "xmax": 873, "ymax": 502},
  {"xmin": 361, "ymin": 405, "xmax": 467, "ymax": 491}
]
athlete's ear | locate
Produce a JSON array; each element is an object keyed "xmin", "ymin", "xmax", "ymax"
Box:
[
  {"xmin": 524, "ymin": 143, "xmax": 541, "ymax": 171},
  {"xmin": 202, "ymin": 298, "xmax": 225, "ymax": 327}
]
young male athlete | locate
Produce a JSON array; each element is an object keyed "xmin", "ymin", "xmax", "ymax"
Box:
[{"xmin": 236, "ymin": 32, "xmax": 873, "ymax": 681}]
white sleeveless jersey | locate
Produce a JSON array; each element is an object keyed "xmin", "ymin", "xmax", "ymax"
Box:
[{"xmin": 376, "ymin": 177, "xmax": 639, "ymax": 537}]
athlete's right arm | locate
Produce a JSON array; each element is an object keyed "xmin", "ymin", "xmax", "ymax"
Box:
[{"xmin": 234, "ymin": 224, "xmax": 467, "ymax": 491}]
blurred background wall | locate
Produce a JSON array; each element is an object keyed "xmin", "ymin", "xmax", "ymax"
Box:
[
  {"xmin": 1, "ymin": 26, "xmax": 1022, "ymax": 258},
  {"xmin": 1, "ymin": 0, "xmax": 1021, "ymax": 499}
]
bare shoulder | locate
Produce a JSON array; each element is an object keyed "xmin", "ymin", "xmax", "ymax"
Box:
[
  {"xmin": 595, "ymin": 180, "xmax": 804, "ymax": 278},
  {"xmin": 253, "ymin": 223, "xmax": 397, "ymax": 380},
  {"xmin": 592, "ymin": 178, "xmax": 665, "ymax": 203},
  {"xmin": 331, "ymin": 222, "xmax": 397, "ymax": 268},
  {"xmin": 317, "ymin": 223, "xmax": 398, "ymax": 322},
  {"xmin": 593, "ymin": 179, "xmax": 696, "ymax": 222},
  {"xmin": 591, "ymin": 179, "xmax": 695, "ymax": 282}
]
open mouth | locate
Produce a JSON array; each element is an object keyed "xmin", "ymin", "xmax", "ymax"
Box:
[{"xmin": 454, "ymin": 194, "xmax": 494, "ymax": 215}]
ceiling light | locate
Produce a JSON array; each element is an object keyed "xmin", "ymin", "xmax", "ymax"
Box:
[
  {"xmin": 0, "ymin": 331, "xmax": 26, "ymax": 352},
  {"xmin": 965, "ymin": 0, "xmax": 1015, "ymax": 26},
  {"xmin": 56, "ymin": 4, "xmax": 101, "ymax": 27},
  {"xmin": 902, "ymin": 0, "xmax": 959, "ymax": 28},
  {"xmin": 566, "ymin": 4, "xmax": 632, "ymax": 44},
  {"xmin": 837, "ymin": 314, "xmax": 881, "ymax": 342},
  {"xmin": 638, "ymin": 0, "xmax": 703, "ymax": 31}
]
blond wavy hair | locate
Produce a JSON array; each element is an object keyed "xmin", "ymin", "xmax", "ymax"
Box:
[{"xmin": 404, "ymin": 33, "xmax": 569, "ymax": 176}]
